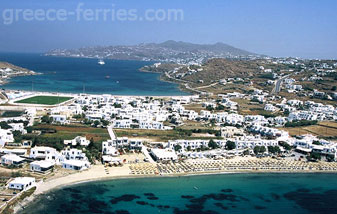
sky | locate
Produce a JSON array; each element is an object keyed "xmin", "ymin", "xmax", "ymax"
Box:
[{"xmin": 0, "ymin": 0, "xmax": 336, "ymax": 59}]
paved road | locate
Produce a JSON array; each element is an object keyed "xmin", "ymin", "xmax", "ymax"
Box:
[
  {"xmin": 107, "ymin": 125, "xmax": 116, "ymax": 140},
  {"xmin": 272, "ymin": 74, "xmax": 291, "ymax": 94},
  {"xmin": 195, "ymin": 82, "xmax": 219, "ymax": 89},
  {"xmin": 141, "ymin": 146, "xmax": 155, "ymax": 163}
]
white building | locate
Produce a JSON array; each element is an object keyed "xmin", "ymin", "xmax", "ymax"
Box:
[
  {"xmin": 264, "ymin": 104, "xmax": 277, "ymax": 112},
  {"xmin": 62, "ymin": 159, "xmax": 90, "ymax": 170},
  {"xmin": 60, "ymin": 148, "xmax": 89, "ymax": 162},
  {"xmin": 112, "ymin": 119, "xmax": 131, "ymax": 128},
  {"xmin": 102, "ymin": 140, "xmax": 119, "ymax": 156},
  {"xmin": 0, "ymin": 128, "xmax": 14, "ymax": 143},
  {"xmin": 1, "ymin": 154, "xmax": 25, "ymax": 166},
  {"xmin": 50, "ymin": 114, "xmax": 68, "ymax": 124},
  {"xmin": 30, "ymin": 160, "xmax": 54, "ymax": 173},
  {"xmin": 64, "ymin": 136, "xmax": 91, "ymax": 147},
  {"xmin": 150, "ymin": 149, "xmax": 178, "ymax": 162},
  {"xmin": 8, "ymin": 177, "xmax": 36, "ymax": 191},
  {"xmin": 29, "ymin": 147, "xmax": 58, "ymax": 160}
]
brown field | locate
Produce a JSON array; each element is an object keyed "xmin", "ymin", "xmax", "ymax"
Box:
[
  {"xmin": 202, "ymin": 83, "xmax": 251, "ymax": 97},
  {"xmin": 34, "ymin": 124, "xmax": 110, "ymax": 142},
  {"xmin": 115, "ymin": 128, "xmax": 220, "ymax": 142},
  {"xmin": 179, "ymin": 120, "xmax": 213, "ymax": 130},
  {"xmin": 319, "ymin": 121, "xmax": 337, "ymax": 128},
  {"xmin": 115, "ymin": 129, "xmax": 179, "ymax": 142},
  {"xmin": 183, "ymin": 104, "xmax": 204, "ymax": 114},
  {"xmin": 232, "ymin": 98, "xmax": 266, "ymax": 115},
  {"xmin": 280, "ymin": 122, "xmax": 337, "ymax": 137}
]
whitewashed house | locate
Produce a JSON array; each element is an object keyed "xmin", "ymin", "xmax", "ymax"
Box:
[
  {"xmin": 102, "ymin": 141, "xmax": 119, "ymax": 156},
  {"xmin": 64, "ymin": 136, "xmax": 91, "ymax": 147},
  {"xmin": 50, "ymin": 114, "xmax": 68, "ymax": 124},
  {"xmin": 112, "ymin": 119, "xmax": 131, "ymax": 128},
  {"xmin": 1, "ymin": 154, "xmax": 25, "ymax": 166},
  {"xmin": 62, "ymin": 159, "xmax": 90, "ymax": 170},
  {"xmin": 30, "ymin": 160, "xmax": 54, "ymax": 173},
  {"xmin": 60, "ymin": 148, "xmax": 89, "ymax": 162},
  {"xmin": 30, "ymin": 147, "xmax": 58, "ymax": 160},
  {"xmin": 264, "ymin": 104, "xmax": 277, "ymax": 112},
  {"xmin": 0, "ymin": 128, "xmax": 14, "ymax": 143},
  {"xmin": 8, "ymin": 177, "xmax": 36, "ymax": 191}
]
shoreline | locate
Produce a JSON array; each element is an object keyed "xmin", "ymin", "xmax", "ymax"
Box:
[
  {"xmin": 13, "ymin": 164, "xmax": 337, "ymax": 213},
  {"xmin": 0, "ymin": 54, "xmax": 191, "ymax": 97},
  {"xmin": 4, "ymin": 89, "xmax": 195, "ymax": 103},
  {"xmin": 0, "ymin": 72, "xmax": 41, "ymax": 86}
]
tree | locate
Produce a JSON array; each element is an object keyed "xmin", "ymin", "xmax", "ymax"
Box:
[
  {"xmin": 279, "ymin": 141, "xmax": 292, "ymax": 151},
  {"xmin": 174, "ymin": 145, "xmax": 182, "ymax": 152},
  {"xmin": 88, "ymin": 137, "xmax": 94, "ymax": 150},
  {"xmin": 216, "ymin": 104, "xmax": 225, "ymax": 111},
  {"xmin": 285, "ymin": 120, "xmax": 317, "ymax": 128},
  {"xmin": 312, "ymin": 141, "xmax": 322, "ymax": 145},
  {"xmin": 41, "ymin": 115, "xmax": 52, "ymax": 124},
  {"xmin": 307, "ymin": 152, "xmax": 321, "ymax": 161},
  {"xmin": 332, "ymin": 86, "xmax": 337, "ymax": 91},
  {"xmin": 225, "ymin": 141, "xmax": 236, "ymax": 150},
  {"xmin": 326, "ymin": 154, "xmax": 335, "ymax": 162},
  {"xmin": 93, "ymin": 120, "xmax": 100, "ymax": 127},
  {"xmin": 26, "ymin": 126, "xmax": 33, "ymax": 133},
  {"xmin": 0, "ymin": 121, "xmax": 12, "ymax": 129},
  {"xmin": 206, "ymin": 105, "xmax": 214, "ymax": 111},
  {"xmin": 82, "ymin": 106, "xmax": 88, "ymax": 111},
  {"xmin": 260, "ymin": 146, "xmax": 266, "ymax": 153},
  {"xmin": 200, "ymin": 145, "xmax": 207, "ymax": 151},
  {"xmin": 268, "ymin": 146, "xmax": 281, "ymax": 154},
  {"xmin": 243, "ymin": 150, "xmax": 250, "ymax": 156},
  {"xmin": 113, "ymin": 103, "xmax": 122, "ymax": 108},
  {"xmin": 253, "ymin": 146, "xmax": 260, "ymax": 155},
  {"xmin": 208, "ymin": 139, "xmax": 219, "ymax": 150},
  {"xmin": 72, "ymin": 114, "xmax": 83, "ymax": 119},
  {"xmin": 101, "ymin": 119, "xmax": 109, "ymax": 127},
  {"xmin": 187, "ymin": 146, "xmax": 191, "ymax": 151},
  {"xmin": 254, "ymin": 146, "xmax": 266, "ymax": 155}
]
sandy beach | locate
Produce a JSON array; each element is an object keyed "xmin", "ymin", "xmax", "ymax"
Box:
[{"xmin": 12, "ymin": 156, "xmax": 337, "ymax": 213}]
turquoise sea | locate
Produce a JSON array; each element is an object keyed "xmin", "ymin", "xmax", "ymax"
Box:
[
  {"xmin": 19, "ymin": 173, "xmax": 337, "ymax": 214},
  {"xmin": 0, "ymin": 53, "xmax": 187, "ymax": 96}
]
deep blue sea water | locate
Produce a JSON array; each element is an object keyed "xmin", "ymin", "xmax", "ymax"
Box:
[
  {"xmin": 19, "ymin": 173, "xmax": 337, "ymax": 214},
  {"xmin": 0, "ymin": 53, "xmax": 187, "ymax": 96}
]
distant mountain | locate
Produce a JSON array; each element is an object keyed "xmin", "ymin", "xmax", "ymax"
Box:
[
  {"xmin": 45, "ymin": 40, "xmax": 260, "ymax": 63},
  {"xmin": 155, "ymin": 40, "xmax": 254, "ymax": 55}
]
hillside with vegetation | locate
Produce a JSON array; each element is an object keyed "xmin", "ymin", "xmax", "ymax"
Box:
[{"xmin": 181, "ymin": 58, "xmax": 260, "ymax": 84}]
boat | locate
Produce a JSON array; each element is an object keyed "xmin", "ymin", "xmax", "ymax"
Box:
[
  {"xmin": 98, "ymin": 59, "xmax": 105, "ymax": 65},
  {"xmin": 105, "ymin": 75, "xmax": 110, "ymax": 79}
]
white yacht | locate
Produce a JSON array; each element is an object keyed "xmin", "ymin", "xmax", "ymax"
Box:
[{"xmin": 98, "ymin": 59, "xmax": 105, "ymax": 65}]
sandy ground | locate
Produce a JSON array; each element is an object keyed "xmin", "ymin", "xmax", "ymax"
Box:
[
  {"xmin": 35, "ymin": 164, "xmax": 131, "ymax": 195},
  {"xmin": 34, "ymin": 152, "xmax": 146, "ymax": 195}
]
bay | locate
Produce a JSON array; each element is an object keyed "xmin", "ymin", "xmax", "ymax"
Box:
[
  {"xmin": 0, "ymin": 53, "xmax": 187, "ymax": 96},
  {"xmin": 19, "ymin": 173, "xmax": 337, "ymax": 214}
]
